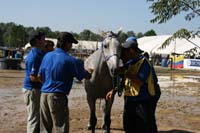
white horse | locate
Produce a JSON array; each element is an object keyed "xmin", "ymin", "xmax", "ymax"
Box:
[{"xmin": 84, "ymin": 31, "xmax": 122, "ymax": 133}]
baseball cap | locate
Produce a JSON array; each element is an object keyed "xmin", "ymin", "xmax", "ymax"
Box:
[
  {"xmin": 57, "ymin": 32, "xmax": 78, "ymax": 44},
  {"xmin": 122, "ymin": 36, "xmax": 138, "ymax": 48},
  {"xmin": 29, "ymin": 31, "xmax": 45, "ymax": 43},
  {"xmin": 29, "ymin": 31, "xmax": 45, "ymax": 46},
  {"xmin": 122, "ymin": 36, "xmax": 143, "ymax": 53}
]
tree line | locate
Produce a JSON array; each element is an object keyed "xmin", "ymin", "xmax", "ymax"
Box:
[{"xmin": 0, "ymin": 22, "xmax": 157, "ymax": 48}]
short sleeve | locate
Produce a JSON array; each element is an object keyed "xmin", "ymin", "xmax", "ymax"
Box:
[{"xmin": 137, "ymin": 59, "xmax": 150, "ymax": 82}]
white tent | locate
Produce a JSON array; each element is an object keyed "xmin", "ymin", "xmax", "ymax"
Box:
[
  {"xmin": 138, "ymin": 35, "xmax": 200, "ymax": 55},
  {"xmin": 73, "ymin": 40, "xmax": 101, "ymax": 50},
  {"xmin": 24, "ymin": 38, "xmax": 101, "ymax": 51}
]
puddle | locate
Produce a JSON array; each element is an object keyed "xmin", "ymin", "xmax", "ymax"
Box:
[
  {"xmin": 69, "ymin": 75, "xmax": 200, "ymax": 115},
  {"xmin": 158, "ymin": 75, "xmax": 200, "ymax": 115}
]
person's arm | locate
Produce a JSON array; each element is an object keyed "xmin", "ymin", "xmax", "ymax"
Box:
[
  {"xmin": 86, "ymin": 68, "xmax": 93, "ymax": 74},
  {"xmin": 29, "ymin": 57, "xmax": 41, "ymax": 82},
  {"xmin": 29, "ymin": 74, "xmax": 39, "ymax": 82},
  {"xmin": 136, "ymin": 59, "xmax": 150, "ymax": 86},
  {"xmin": 106, "ymin": 89, "xmax": 114, "ymax": 100},
  {"xmin": 37, "ymin": 56, "xmax": 46, "ymax": 83},
  {"xmin": 74, "ymin": 58, "xmax": 91, "ymax": 81},
  {"xmin": 37, "ymin": 74, "xmax": 43, "ymax": 83}
]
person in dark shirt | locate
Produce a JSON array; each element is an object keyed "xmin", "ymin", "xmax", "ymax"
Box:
[{"xmin": 106, "ymin": 36, "xmax": 160, "ymax": 133}]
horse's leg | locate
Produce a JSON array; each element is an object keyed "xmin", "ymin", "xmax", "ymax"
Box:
[
  {"xmin": 87, "ymin": 96, "xmax": 97, "ymax": 133},
  {"xmin": 102, "ymin": 98, "xmax": 114, "ymax": 133}
]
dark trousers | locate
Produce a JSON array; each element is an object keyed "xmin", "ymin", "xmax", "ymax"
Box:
[
  {"xmin": 151, "ymin": 97, "xmax": 159, "ymax": 133},
  {"xmin": 123, "ymin": 97, "xmax": 157, "ymax": 133}
]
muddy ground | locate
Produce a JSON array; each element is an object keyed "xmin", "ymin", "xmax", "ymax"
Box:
[{"xmin": 0, "ymin": 67, "xmax": 200, "ymax": 133}]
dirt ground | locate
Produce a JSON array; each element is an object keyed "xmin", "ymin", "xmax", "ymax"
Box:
[{"xmin": 0, "ymin": 68, "xmax": 200, "ymax": 133}]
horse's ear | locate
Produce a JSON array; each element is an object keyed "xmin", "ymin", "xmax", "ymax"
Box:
[
  {"xmin": 117, "ymin": 27, "xmax": 123, "ymax": 36},
  {"xmin": 98, "ymin": 29, "xmax": 107, "ymax": 37}
]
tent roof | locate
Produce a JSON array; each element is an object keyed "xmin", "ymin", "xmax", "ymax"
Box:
[
  {"xmin": 73, "ymin": 40, "xmax": 101, "ymax": 50},
  {"xmin": 24, "ymin": 38, "xmax": 101, "ymax": 51},
  {"xmin": 138, "ymin": 35, "xmax": 200, "ymax": 55}
]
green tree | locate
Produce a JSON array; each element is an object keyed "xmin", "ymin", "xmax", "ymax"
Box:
[
  {"xmin": 25, "ymin": 27, "xmax": 35, "ymax": 43},
  {"xmin": 0, "ymin": 28, "xmax": 4, "ymax": 45},
  {"xmin": 90, "ymin": 33, "xmax": 103, "ymax": 41},
  {"xmin": 136, "ymin": 32, "xmax": 144, "ymax": 38},
  {"xmin": 118, "ymin": 32, "xmax": 128, "ymax": 43},
  {"xmin": 144, "ymin": 29, "xmax": 157, "ymax": 36},
  {"xmin": 126, "ymin": 31, "xmax": 136, "ymax": 37},
  {"xmin": 3, "ymin": 23, "xmax": 27, "ymax": 47},
  {"xmin": 79, "ymin": 29, "xmax": 91, "ymax": 40},
  {"xmin": 36, "ymin": 27, "xmax": 53, "ymax": 38},
  {"xmin": 12, "ymin": 24, "xmax": 27, "ymax": 47},
  {"xmin": 148, "ymin": 0, "xmax": 200, "ymax": 23},
  {"xmin": 0, "ymin": 23, "xmax": 7, "ymax": 45},
  {"xmin": 71, "ymin": 32, "xmax": 80, "ymax": 40},
  {"xmin": 2, "ymin": 22, "xmax": 16, "ymax": 47},
  {"xmin": 147, "ymin": 0, "xmax": 200, "ymax": 47}
]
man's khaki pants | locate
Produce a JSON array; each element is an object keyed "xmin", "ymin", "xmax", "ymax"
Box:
[
  {"xmin": 23, "ymin": 88, "xmax": 41, "ymax": 133},
  {"xmin": 40, "ymin": 93, "xmax": 69, "ymax": 133}
]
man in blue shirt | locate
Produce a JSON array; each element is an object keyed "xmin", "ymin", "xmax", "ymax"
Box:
[
  {"xmin": 23, "ymin": 31, "xmax": 45, "ymax": 133},
  {"xmin": 38, "ymin": 32, "xmax": 91, "ymax": 133}
]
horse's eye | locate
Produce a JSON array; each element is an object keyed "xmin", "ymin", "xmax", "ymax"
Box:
[{"xmin": 104, "ymin": 44, "xmax": 108, "ymax": 49}]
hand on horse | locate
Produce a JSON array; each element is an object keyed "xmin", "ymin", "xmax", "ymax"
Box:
[
  {"xmin": 85, "ymin": 71, "xmax": 92, "ymax": 80},
  {"xmin": 106, "ymin": 90, "xmax": 114, "ymax": 100},
  {"xmin": 87, "ymin": 68, "xmax": 93, "ymax": 74},
  {"xmin": 106, "ymin": 88, "xmax": 116, "ymax": 100}
]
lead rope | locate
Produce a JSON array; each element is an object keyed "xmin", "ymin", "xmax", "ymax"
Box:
[{"xmin": 112, "ymin": 76, "xmax": 123, "ymax": 98}]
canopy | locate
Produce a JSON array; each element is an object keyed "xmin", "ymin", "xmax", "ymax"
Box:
[
  {"xmin": 24, "ymin": 38, "xmax": 101, "ymax": 51},
  {"xmin": 138, "ymin": 35, "xmax": 200, "ymax": 55}
]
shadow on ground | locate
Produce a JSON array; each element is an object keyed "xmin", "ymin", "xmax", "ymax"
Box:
[
  {"xmin": 91, "ymin": 128, "xmax": 194, "ymax": 133},
  {"xmin": 159, "ymin": 129, "xmax": 193, "ymax": 133}
]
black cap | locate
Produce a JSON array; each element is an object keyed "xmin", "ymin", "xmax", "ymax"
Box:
[
  {"xmin": 29, "ymin": 31, "xmax": 45, "ymax": 42},
  {"xmin": 29, "ymin": 31, "xmax": 45, "ymax": 46},
  {"xmin": 57, "ymin": 32, "xmax": 78, "ymax": 44}
]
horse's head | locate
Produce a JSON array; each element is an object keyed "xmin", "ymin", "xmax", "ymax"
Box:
[{"xmin": 101, "ymin": 31, "xmax": 123, "ymax": 77}]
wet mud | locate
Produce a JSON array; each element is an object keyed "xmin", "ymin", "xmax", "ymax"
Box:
[{"xmin": 0, "ymin": 69, "xmax": 199, "ymax": 133}]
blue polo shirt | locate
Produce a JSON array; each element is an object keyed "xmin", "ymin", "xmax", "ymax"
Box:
[
  {"xmin": 23, "ymin": 47, "xmax": 45, "ymax": 90},
  {"xmin": 38, "ymin": 48, "xmax": 88, "ymax": 94}
]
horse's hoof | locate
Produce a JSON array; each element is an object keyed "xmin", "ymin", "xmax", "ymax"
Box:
[
  {"xmin": 87, "ymin": 125, "xmax": 92, "ymax": 130},
  {"xmin": 103, "ymin": 130, "xmax": 109, "ymax": 133},
  {"xmin": 102, "ymin": 125, "xmax": 110, "ymax": 133},
  {"xmin": 102, "ymin": 125, "xmax": 106, "ymax": 130}
]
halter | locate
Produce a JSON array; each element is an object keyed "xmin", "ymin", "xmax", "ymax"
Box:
[
  {"xmin": 101, "ymin": 33, "xmax": 122, "ymax": 97},
  {"xmin": 101, "ymin": 33, "xmax": 119, "ymax": 62}
]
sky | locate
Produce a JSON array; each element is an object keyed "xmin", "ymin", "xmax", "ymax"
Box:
[{"xmin": 0, "ymin": 0, "xmax": 199, "ymax": 35}]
